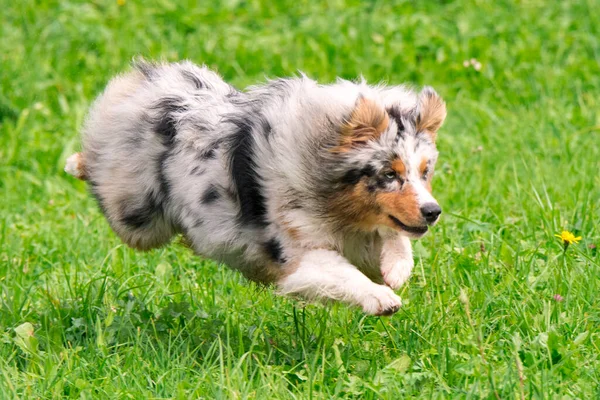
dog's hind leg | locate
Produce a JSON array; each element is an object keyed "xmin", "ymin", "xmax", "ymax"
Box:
[{"xmin": 277, "ymin": 249, "xmax": 402, "ymax": 316}]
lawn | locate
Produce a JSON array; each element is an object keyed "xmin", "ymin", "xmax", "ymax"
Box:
[{"xmin": 1, "ymin": 0, "xmax": 599, "ymax": 398}]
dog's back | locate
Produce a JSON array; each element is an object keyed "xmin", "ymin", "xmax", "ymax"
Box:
[{"xmin": 73, "ymin": 61, "xmax": 235, "ymax": 250}]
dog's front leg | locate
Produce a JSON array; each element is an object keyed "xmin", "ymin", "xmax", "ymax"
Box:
[
  {"xmin": 277, "ymin": 249, "xmax": 401, "ymax": 316},
  {"xmin": 380, "ymin": 234, "xmax": 414, "ymax": 290}
]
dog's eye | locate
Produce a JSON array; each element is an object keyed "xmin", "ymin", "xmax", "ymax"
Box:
[
  {"xmin": 422, "ymin": 168, "xmax": 430, "ymax": 180},
  {"xmin": 383, "ymin": 171, "xmax": 397, "ymax": 180}
]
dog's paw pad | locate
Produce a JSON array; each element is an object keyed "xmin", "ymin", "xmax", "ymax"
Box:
[{"xmin": 375, "ymin": 303, "xmax": 400, "ymax": 316}]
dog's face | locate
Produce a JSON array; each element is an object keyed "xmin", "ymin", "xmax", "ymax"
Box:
[{"xmin": 328, "ymin": 87, "xmax": 446, "ymax": 238}]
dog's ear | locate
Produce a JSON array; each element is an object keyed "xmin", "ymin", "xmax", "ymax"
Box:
[
  {"xmin": 333, "ymin": 97, "xmax": 389, "ymax": 152},
  {"xmin": 416, "ymin": 87, "xmax": 446, "ymax": 141}
]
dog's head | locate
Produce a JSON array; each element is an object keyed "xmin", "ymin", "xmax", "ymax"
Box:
[{"xmin": 327, "ymin": 87, "xmax": 446, "ymax": 238}]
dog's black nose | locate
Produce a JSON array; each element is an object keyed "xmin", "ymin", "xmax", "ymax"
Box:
[{"xmin": 421, "ymin": 203, "xmax": 442, "ymax": 223}]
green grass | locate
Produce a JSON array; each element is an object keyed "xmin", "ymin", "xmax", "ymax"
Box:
[{"xmin": 1, "ymin": 0, "xmax": 600, "ymax": 398}]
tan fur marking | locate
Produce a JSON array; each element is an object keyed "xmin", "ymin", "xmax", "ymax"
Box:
[
  {"xmin": 329, "ymin": 178, "xmax": 426, "ymax": 232},
  {"xmin": 285, "ymin": 227, "xmax": 301, "ymax": 241},
  {"xmin": 416, "ymin": 90, "xmax": 446, "ymax": 141},
  {"xmin": 391, "ymin": 159, "xmax": 406, "ymax": 177},
  {"xmin": 275, "ymin": 202, "xmax": 303, "ymax": 241},
  {"xmin": 279, "ymin": 218, "xmax": 302, "ymax": 241},
  {"xmin": 376, "ymin": 185, "xmax": 422, "ymax": 227},
  {"xmin": 328, "ymin": 182, "xmax": 381, "ymax": 230},
  {"xmin": 420, "ymin": 157, "xmax": 434, "ymax": 193},
  {"xmin": 333, "ymin": 98, "xmax": 389, "ymax": 152},
  {"xmin": 419, "ymin": 157, "xmax": 428, "ymax": 175}
]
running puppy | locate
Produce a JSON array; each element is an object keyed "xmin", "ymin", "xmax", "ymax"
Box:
[{"xmin": 66, "ymin": 60, "xmax": 446, "ymax": 316}]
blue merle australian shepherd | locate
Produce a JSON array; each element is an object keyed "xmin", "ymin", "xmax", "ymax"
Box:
[{"xmin": 65, "ymin": 60, "xmax": 446, "ymax": 316}]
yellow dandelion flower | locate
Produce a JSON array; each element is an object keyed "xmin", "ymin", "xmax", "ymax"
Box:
[
  {"xmin": 555, "ymin": 230, "xmax": 582, "ymax": 251},
  {"xmin": 117, "ymin": 0, "xmax": 126, "ymax": 6},
  {"xmin": 555, "ymin": 231, "xmax": 581, "ymax": 244}
]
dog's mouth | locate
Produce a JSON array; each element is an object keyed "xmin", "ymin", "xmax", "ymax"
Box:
[{"xmin": 388, "ymin": 215, "xmax": 429, "ymax": 235}]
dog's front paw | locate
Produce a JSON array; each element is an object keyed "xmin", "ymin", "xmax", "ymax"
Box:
[
  {"xmin": 360, "ymin": 285, "xmax": 402, "ymax": 316},
  {"xmin": 381, "ymin": 258, "xmax": 414, "ymax": 290}
]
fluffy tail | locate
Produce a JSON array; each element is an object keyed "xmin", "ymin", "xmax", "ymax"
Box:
[{"xmin": 64, "ymin": 153, "xmax": 87, "ymax": 180}]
